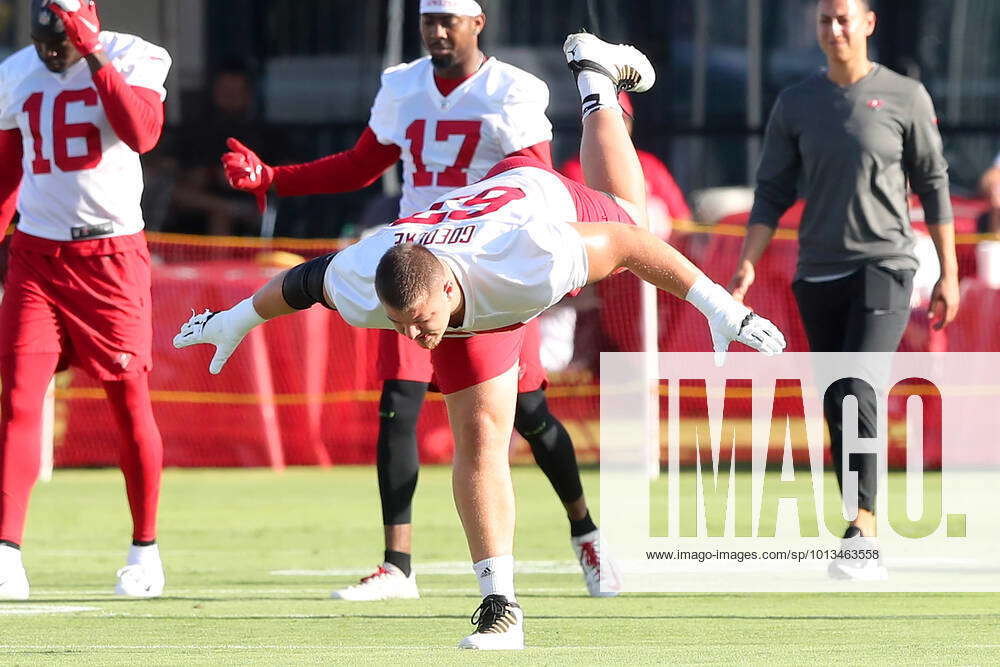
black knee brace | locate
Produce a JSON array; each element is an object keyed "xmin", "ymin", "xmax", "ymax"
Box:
[{"xmin": 281, "ymin": 253, "xmax": 337, "ymax": 310}]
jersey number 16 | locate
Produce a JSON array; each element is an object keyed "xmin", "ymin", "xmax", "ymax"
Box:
[{"xmin": 23, "ymin": 89, "xmax": 103, "ymax": 174}]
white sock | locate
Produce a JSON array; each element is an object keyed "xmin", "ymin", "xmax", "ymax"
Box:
[
  {"xmin": 576, "ymin": 70, "xmax": 621, "ymax": 118},
  {"xmin": 127, "ymin": 543, "xmax": 161, "ymax": 568},
  {"xmin": 227, "ymin": 297, "xmax": 266, "ymax": 335},
  {"xmin": 473, "ymin": 555, "xmax": 516, "ymax": 602},
  {"xmin": 0, "ymin": 544, "xmax": 22, "ymax": 569}
]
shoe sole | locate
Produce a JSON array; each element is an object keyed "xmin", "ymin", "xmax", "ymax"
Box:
[
  {"xmin": 114, "ymin": 588, "xmax": 164, "ymax": 598},
  {"xmin": 563, "ymin": 33, "xmax": 655, "ymax": 93},
  {"xmin": 0, "ymin": 592, "xmax": 29, "ymax": 600},
  {"xmin": 330, "ymin": 589, "xmax": 420, "ymax": 601},
  {"xmin": 0, "ymin": 577, "xmax": 30, "ymax": 600},
  {"xmin": 457, "ymin": 639, "xmax": 525, "ymax": 650},
  {"xmin": 828, "ymin": 561, "xmax": 889, "ymax": 582}
]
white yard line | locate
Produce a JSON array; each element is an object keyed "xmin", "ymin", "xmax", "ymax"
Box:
[
  {"xmin": 271, "ymin": 560, "xmax": 581, "ymax": 576},
  {"xmin": 21, "ymin": 586, "xmax": 576, "ymax": 597},
  {"xmin": 0, "ymin": 645, "xmax": 623, "ymax": 651},
  {"xmin": 0, "ymin": 605, "xmax": 99, "ymax": 615}
]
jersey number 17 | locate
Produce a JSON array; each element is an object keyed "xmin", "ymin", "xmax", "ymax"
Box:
[{"xmin": 405, "ymin": 119, "xmax": 481, "ymax": 188}]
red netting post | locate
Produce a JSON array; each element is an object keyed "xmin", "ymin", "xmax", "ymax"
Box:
[{"xmin": 247, "ymin": 328, "xmax": 285, "ymax": 471}]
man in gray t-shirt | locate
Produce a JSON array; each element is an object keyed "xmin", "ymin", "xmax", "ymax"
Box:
[{"xmin": 727, "ymin": 0, "xmax": 959, "ymax": 581}]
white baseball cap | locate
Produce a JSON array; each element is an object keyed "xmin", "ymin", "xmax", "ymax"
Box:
[{"xmin": 419, "ymin": 0, "xmax": 484, "ymax": 17}]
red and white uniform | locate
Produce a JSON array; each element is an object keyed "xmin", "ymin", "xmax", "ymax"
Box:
[
  {"xmin": 0, "ymin": 32, "xmax": 170, "ymax": 379},
  {"xmin": 369, "ymin": 55, "xmax": 552, "ymax": 217},
  {"xmin": 329, "ymin": 165, "xmax": 586, "ymax": 332},
  {"xmin": 0, "ymin": 32, "xmax": 169, "ymax": 549},
  {"xmin": 268, "ymin": 55, "xmax": 553, "ymax": 390},
  {"xmin": 0, "ymin": 32, "xmax": 169, "ymax": 240},
  {"xmin": 368, "ymin": 56, "xmax": 552, "ymax": 388},
  {"xmin": 327, "ymin": 156, "xmax": 635, "ymax": 393}
]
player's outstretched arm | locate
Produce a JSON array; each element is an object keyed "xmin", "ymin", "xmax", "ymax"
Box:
[
  {"xmin": 572, "ymin": 222, "xmax": 785, "ymax": 364},
  {"xmin": 174, "ymin": 255, "xmax": 337, "ymax": 374},
  {"xmin": 221, "ymin": 130, "xmax": 401, "ymax": 213}
]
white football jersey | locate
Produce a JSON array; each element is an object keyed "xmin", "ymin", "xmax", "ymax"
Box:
[
  {"xmin": 0, "ymin": 32, "xmax": 170, "ymax": 241},
  {"xmin": 325, "ymin": 165, "xmax": 588, "ymax": 334},
  {"xmin": 369, "ymin": 56, "xmax": 552, "ymax": 217}
]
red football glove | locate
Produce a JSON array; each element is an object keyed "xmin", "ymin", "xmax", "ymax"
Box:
[
  {"xmin": 48, "ymin": 1, "xmax": 103, "ymax": 56},
  {"xmin": 221, "ymin": 137, "xmax": 274, "ymax": 214}
]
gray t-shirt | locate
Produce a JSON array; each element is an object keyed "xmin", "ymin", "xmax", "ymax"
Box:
[{"xmin": 749, "ymin": 65, "xmax": 952, "ymax": 279}]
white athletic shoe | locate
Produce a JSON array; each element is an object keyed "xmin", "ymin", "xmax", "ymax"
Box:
[
  {"xmin": 115, "ymin": 562, "xmax": 165, "ymax": 598},
  {"xmin": 563, "ymin": 32, "xmax": 656, "ymax": 93},
  {"xmin": 458, "ymin": 595, "xmax": 524, "ymax": 650},
  {"xmin": 572, "ymin": 529, "xmax": 621, "ymax": 597},
  {"xmin": 173, "ymin": 308, "xmax": 247, "ymax": 375},
  {"xmin": 0, "ymin": 562, "xmax": 30, "ymax": 600},
  {"xmin": 828, "ymin": 528, "xmax": 888, "ymax": 582},
  {"xmin": 330, "ymin": 563, "xmax": 419, "ymax": 601}
]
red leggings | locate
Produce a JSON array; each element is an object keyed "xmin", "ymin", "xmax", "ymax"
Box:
[{"xmin": 0, "ymin": 352, "xmax": 162, "ymax": 546}]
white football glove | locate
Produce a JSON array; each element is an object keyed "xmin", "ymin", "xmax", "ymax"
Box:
[
  {"xmin": 686, "ymin": 276, "xmax": 786, "ymax": 366},
  {"xmin": 173, "ymin": 298, "xmax": 264, "ymax": 374}
]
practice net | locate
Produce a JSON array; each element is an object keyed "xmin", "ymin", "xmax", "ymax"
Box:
[{"xmin": 25, "ymin": 195, "xmax": 995, "ymax": 470}]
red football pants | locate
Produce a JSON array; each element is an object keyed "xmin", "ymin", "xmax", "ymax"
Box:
[{"xmin": 0, "ymin": 352, "xmax": 162, "ymax": 545}]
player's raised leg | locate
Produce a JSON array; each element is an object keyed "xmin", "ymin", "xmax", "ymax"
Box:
[
  {"xmin": 564, "ymin": 33, "xmax": 655, "ymax": 222},
  {"xmin": 562, "ymin": 35, "xmax": 785, "ymax": 363}
]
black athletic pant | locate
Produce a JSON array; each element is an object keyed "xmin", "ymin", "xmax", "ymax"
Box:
[
  {"xmin": 792, "ymin": 264, "xmax": 914, "ymax": 514},
  {"xmin": 376, "ymin": 380, "xmax": 584, "ymax": 526}
]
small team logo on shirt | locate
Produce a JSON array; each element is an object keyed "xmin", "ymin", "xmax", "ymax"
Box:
[
  {"xmin": 115, "ymin": 352, "xmax": 132, "ymax": 370},
  {"xmin": 867, "ymin": 99, "xmax": 884, "ymax": 110}
]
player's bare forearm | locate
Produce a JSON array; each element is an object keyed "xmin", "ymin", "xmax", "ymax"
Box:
[
  {"xmin": 572, "ymin": 222, "xmax": 701, "ymax": 298},
  {"xmin": 251, "ymin": 270, "xmax": 303, "ymax": 320},
  {"xmin": 249, "ymin": 269, "xmax": 339, "ymax": 320}
]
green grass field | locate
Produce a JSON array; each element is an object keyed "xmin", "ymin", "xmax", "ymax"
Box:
[{"xmin": 2, "ymin": 466, "xmax": 998, "ymax": 665}]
